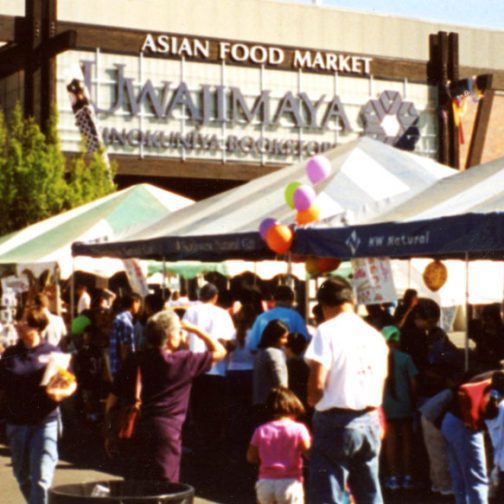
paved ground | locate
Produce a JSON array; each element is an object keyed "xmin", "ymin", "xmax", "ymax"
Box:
[
  {"xmin": 0, "ymin": 418, "xmax": 222, "ymax": 504},
  {"xmin": 1, "ymin": 438, "xmax": 454, "ymax": 504},
  {"xmin": 0, "ymin": 415, "xmax": 456, "ymax": 504}
]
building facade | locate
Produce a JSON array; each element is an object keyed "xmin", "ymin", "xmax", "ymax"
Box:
[{"xmin": 1, "ymin": 0, "xmax": 503, "ymax": 199}]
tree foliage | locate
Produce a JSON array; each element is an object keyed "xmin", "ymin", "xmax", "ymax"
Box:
[
  {"xmin": 0, "ymin": 104, "xmax": 116, "ymax": 236},
  {"xmin": 67, "ymin": 148, "xmax": 116, "ymax": 208}
]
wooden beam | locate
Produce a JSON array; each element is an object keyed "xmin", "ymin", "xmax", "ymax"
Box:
[
  {"xmin": 448, "ymin": 32, "xmax": 460, "ymax": 169},
  {"xmin": 466, "ymin": 80, "xmax": 495, "ymax": 169},
  {"xmin": 0, "ymin": 43, "xmax": 29, "ymax": 79},
  {"xmin": 432, "ymin": 32, "xmax": 451, "ymax": 166},
  {"xmin": 460, "ymin": 66, "xmax": 504, "ymax": 90},
  {"xmin": 0, "ymin": 30, "xmax": 75, "ymax": 82},
  {"xmin": 110, "ymin": 155, "xmax": 285, "ymax": 181},
  {"xmin": 57, "ymin": 21, "xmax": 430, "ymax": 83},
  {"xmin": 0, "ymin": 15, "xmax": 19, "ymax": 42}
]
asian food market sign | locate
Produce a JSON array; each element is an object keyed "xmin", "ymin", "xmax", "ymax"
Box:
[{"xmin": 141, "ymin": 34, "xmax": 373, "ymax": 75}]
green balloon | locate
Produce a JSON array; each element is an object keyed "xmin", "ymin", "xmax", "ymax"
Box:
[
  {"xmin": 285, "ymin": 181, "xmax": 302, "ymax": 209},
  {"xmin": 71, "ymin": 315, "xmax": 91, "ymax": 335}
]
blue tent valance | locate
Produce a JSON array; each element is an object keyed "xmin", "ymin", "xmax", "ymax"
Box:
[{"xmin": 294, "ymin": 212, "xmax": 504, "ymax": 260}]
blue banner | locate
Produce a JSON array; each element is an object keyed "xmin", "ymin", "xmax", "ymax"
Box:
[{"xmin": 294, "ymin": 212, "xmax": 504, "ymax": 260}]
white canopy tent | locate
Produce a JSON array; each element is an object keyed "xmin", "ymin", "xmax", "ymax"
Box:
[{"xmin": 73, "ymin": 137, "xmax": 456, "ymax": 261}]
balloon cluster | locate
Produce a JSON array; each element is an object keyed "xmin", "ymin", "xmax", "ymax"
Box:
[{"xmin": 259, "ymin": 155, "xmax": 331, "ymax": 255}]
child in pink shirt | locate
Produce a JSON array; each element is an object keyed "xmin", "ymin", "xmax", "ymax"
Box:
[{"xmin": 247, "ymin": 386, "xmax": 312, "ymax": 504}]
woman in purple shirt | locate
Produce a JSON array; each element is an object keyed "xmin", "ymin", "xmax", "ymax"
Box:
[{"xmin": 105, "ymin": 309, "xmax": 226, "ymax": 482}]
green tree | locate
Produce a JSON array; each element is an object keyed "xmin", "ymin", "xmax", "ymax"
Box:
[
  {"xmin": 67, "ymin": 147, "xmax": 116, "ymax": 207},
  {"xmin": 0, "ymin": 103, "xmax": 116, "ymax": 236}
]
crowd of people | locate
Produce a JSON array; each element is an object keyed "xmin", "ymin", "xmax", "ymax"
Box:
[{"xmin": 1, "ymin": 278, "xmax": 504, "ymax": 504}]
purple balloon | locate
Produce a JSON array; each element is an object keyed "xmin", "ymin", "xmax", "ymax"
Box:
[
  {"xmin": 259, "ymin": 218, "xmax": 278, "ymax": 240},
  {"xmin": 306, "ymin": 155, "xmax": 331, "ymax": 185},
  {"xmin": 293, "ymin": 185, "xmax": 316, "ymax": 212}
]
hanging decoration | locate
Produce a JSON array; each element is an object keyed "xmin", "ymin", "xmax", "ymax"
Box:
[
  {"xmin": 258, "ymin": 153, "xmax": 331, "ymax": 255},
  {"xmin": 423, "ymin": 259, "xmax": 448, "ymax": 292},
  {"xmin": 265, "ymin": 224, "xmax": 294, "ymax": 255},
  {"xmin": 305, "ymin": 257, "xmax": 342, "ymax": 277},
  {"xmin": 259, "ymin": 218, "xmax": 279, "ymax": 239},
  {"xmin": 447, "ymin": 76, "xmax": 486, "ymax": 145},
  {"xmin": 284, "ymin": 182, "xmax": 302, "ymax": 209},
  {"xmin": 293, "ymin": 185, "xmax": 317, "ymax": 212},
  {"xmin": 306, "ymin": 155, "xmax": 332, "ymax": 185},
  {"xmin": 296, "ymin": 204, "xmax": 320, "ymax": 225}
]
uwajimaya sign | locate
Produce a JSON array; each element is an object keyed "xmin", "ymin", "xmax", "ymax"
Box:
[{"xmin": 57, "ymin": 36, "xmax": 435, "ymax": 163}]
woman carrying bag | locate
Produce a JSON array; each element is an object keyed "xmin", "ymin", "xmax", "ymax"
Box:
[{"xmin": 105, "ymin": 309, "xmax": 226, "ymax": 482}]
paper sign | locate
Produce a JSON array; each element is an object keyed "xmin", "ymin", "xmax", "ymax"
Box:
[
  {"xmin": 1, "ymin": 275, "xmax": 30, "ymax": 294},
  {"xmin": 122, "ymin": 259, "xmax": 149, "ymax": 298},
  {"xmin": 351, "ymin": 257, "xmax": 397, "ymax": 305}
]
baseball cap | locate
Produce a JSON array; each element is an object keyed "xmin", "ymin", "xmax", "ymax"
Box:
[{"xmin": 381, "ymin": 325, "xmax": 401, "ymax": 343}]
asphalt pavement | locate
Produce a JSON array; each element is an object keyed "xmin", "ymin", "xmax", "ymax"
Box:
[{"xmin": 0, "ymin": 416, "xmax": 455, "ymax": 504}]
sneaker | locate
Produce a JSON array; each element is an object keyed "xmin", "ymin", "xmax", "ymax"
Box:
[
  {"xmin": 385, "ymin": 476, "xmax": 401, "ymax": 491},
  {"xmin": 402, "ymin": 475, "xmax": 414, "ymax": 489},
  {"xmin": 439, "ymin": 488, "xmax": 453, "ymax": 496},
  {"xmin": 431, "ymin": 484, "xmax": 440, "ymax": 494}
]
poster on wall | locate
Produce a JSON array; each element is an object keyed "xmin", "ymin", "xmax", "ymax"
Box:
[{"xmin": 351, "ymin": 257, "xmax": 397, "ymax": 305}]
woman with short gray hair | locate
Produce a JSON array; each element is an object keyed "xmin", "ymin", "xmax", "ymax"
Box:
[{"xmin": 105, "ymin": 309, "xmax": 226, "ymax": 482}]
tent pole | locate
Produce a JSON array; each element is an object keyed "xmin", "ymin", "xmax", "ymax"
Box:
[
  {"xmin": 162, "ymin": 257, "xmax": 166, "ymax": 300},
  {"xmin": 70, "ymin": 258, "xmax": 75, "ymax": 320},
  {"xmin": 464, "ymin": 253, "xmax": 470, "ymax": 372},
  {"xmin": 54, "ymin": 264, "xmax": 62, "ymax": 317}
]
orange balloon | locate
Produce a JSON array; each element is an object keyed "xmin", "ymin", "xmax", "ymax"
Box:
[
  {"xmin": 265, "ymin": 224, "xmax": 294, "ymax": 255},
  {"xmin": 316, "ymin": 257, "xmax": 341, "ymax": 273},
  {"xmin": 296, "ymin": 204, "xmax": 320, "ymax": 225}
]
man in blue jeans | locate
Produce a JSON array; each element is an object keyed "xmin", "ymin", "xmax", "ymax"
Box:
[
  {"xmin": 440, "ymin": 371, "xmax": 504, "ymax": 504},
  {"xmin": 305, "ymin": 277, "xmax": 389, "ymax": 504}
]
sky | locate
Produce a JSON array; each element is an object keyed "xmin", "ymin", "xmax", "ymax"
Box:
[{"xmin": 292, "ymin": 0, "xmax": 504, "ymax": 30}]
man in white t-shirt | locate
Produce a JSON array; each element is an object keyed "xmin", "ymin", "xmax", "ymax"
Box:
[
  {"xmin": 34, "ymin": 293, "xmax": 67, "ymax": 347},
  {"xmin": 76, "ymin": 284, "xmax": 91, "ymax": 314},
  {"xmin": 183, "ymin": 282, "xmax": 235, "ymax": 452},
  {"xmin": 305, "ymin": 277, "xmax": 388, "ymax": 504}
]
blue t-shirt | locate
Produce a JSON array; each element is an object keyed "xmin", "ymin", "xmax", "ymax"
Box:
[
  {"xmin": 383, "ymin": 349, "xmax": 418, "ymax": 420},
  {"xmin": 109, "ymin": 310, "xmax": 135, "ymax": 377},
  {"xmin": 0, "ymin": 341, "xmax": 60, "ymax": 425},
  {"xmin": 247, "ymin": 306, "xmax": 309, "ymax": 352}
]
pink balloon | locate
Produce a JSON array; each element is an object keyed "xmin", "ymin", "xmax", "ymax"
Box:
[
  {"xmin": 259, "ymin": 218, "xmax": 278, "ymax": 240},
  {"xmin": 306, "ymin": 155, "xmax": 331, "ymax": 185},
  {"xmin": 293, "ymin": 185, "xmax": 316, "ymax": 212}
]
